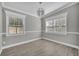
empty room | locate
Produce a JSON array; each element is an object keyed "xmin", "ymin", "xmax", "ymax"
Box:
[{"xmin": 0, "ymin": 2, "xmax": 79, "ymax": 56}]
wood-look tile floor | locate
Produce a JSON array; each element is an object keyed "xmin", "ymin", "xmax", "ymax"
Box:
[{"xmin": 1, "ymin": 39, "xmax": 78, "ymax": 56}]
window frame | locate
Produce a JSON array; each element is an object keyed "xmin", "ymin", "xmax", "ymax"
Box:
[
  {"xmin": 45, "ymin": 12, "xmax": 67, "ymax": 35},
  {"xmin": 5, "ymin": 10, "xmax": 25, "ymax": 36}
]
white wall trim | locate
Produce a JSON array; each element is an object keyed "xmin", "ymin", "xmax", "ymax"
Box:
[
  {"xmin": 1, "ymin": 37, "xmax": 79, "ymax": 53},
  {"xmin": 43, "ymin": 37, "xmax": 79, "ymax": 49},
  {"xmin": 0, "ymin": 49, "xmax": 2, "ymax": 54},
  {"xmin": 1, "ymin": 2, "xmax": 38, "ymax": 18},
  {"xmin": 25, "ymin": 31, "xmax": 41, "ymax": 33},
  {"xmin": 67, "ymin": 32, "xmax": 79, "ymax": 35},
  {"xmin": 0, "ymin": 31, "xmax": 41, "ymax": 36},
  {"xmin": 44, "ymin": 32, "xmax": 67, "ymax": 35},
  {"xmin": 7, "ymin": 31, "xmax": 41, "ymax": 36},
  {"xmin": 5, "ymin": 10, "xmax": 26, "ymax": 36},
  {"xmin": 45, "ymin": 12, "xmax": 68, "ymax": 35},
  {"xmin": 44, "ymin": 32, "xmax": 79, "ymax": 35},
  {"xmin": 2, "ymin": 38, "xmax": 41, "ymax": 49},
  {"xmin": 43, "ymin": 2, "xmax": 78, "ymax": 18},
  {"xmin": 1, "ymin": 31, "xmax": 79, "ymax": 36}
]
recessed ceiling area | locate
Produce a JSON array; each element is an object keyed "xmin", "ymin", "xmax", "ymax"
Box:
[{"xmin": 3, "ymin": 2, "xmax": 71, "ymax": 17}]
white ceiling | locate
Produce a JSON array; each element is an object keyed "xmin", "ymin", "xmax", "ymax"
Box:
[{"xmin": 3, "ymin": 2, "xmax": 70, "ymax": 17}]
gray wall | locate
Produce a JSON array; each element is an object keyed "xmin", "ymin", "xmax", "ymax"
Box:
[
  {"xmin": 2, "ymin": 9, "xmax": 41, "ymax": 47},
  {"xmin": 0, "ymin": 2, "xmax": 2, "ymax": 52},
  {"xmin": 2, "ymin": 2, "xmax": 79, "ymax": 48},
  {"xmin": 42, "ymin": 3, "xmax": 79, "ymax": 46}
]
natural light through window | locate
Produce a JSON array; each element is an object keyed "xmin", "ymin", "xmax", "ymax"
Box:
[
  {"xmin": 5, "ymin": 10, "xmax": 25, "ymax": 36},
  {"xmin": 46, "ymin": 13, "xmax": 67, "ymax": 34}
]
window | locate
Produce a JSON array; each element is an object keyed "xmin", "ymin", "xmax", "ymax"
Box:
[
  {"xmin": 5, "ymin": 10, "xmax": 25, "ymax": 36},
  {"xmin": 46, "ymin": 13, "xmax": 67, "ymax": 34},
  {"xmin": 46, "ymin": 20, "xmax": 54, "ymax": 32},
  {"xmin": 55, "ymin": 18, "xmax": 66, "ymax": 32}
]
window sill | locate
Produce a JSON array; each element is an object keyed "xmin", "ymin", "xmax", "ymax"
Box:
[
  {"xmin": 6, "ymin": 33, "xmax": 25, "ymax": 36},
  {"xmin": 45, "ymin": 31, "xmax": 67, "ymax": 35}
]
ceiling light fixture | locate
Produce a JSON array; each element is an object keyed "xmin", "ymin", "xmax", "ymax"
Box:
[{"xmin": 37, "ymin": 2, "xmax": 44, "ymax": 17}]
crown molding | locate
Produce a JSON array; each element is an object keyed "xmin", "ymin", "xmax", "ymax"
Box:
[
  {"xmin": 1, "ymin": 2, "xmax": 39, "ymax": 18},
  {"xmin": 42, "ymin": 2, "xmax": 78, "ymax": 18}
]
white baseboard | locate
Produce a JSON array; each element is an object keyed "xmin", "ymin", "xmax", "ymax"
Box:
[
  {"xmin": 43, "ymin": 37, "xmax": 79, "ymax": 49},
  {"xmin": 2, "ymin": 38, "xmax": 41, "ymax": 49},
  {"xmin": 2, "ymin": 37, "xmax": 79, "ymax": 51},
  {"xmin": 0, "ymin": 49, "xmax": 2, "ymax": 54}
]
